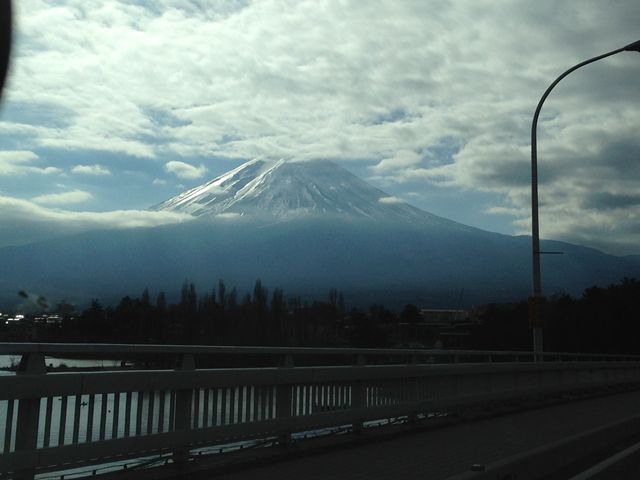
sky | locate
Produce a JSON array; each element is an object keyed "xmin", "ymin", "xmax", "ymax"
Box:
[{"xmin": 0, "ymin": 0, "xmax": 639, "ymax": 255}]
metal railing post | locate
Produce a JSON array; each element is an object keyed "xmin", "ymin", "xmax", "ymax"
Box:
[
  {"xmin": 276, "ymin": 355, "xmax": 293, "ymax": 445},
  {"xmin": 15, "ymin": 352, "xmax": 46, "ymax": 480},
  {"xmin": 172, "ymin": 353, "xmax": 194, "ymax": 465},
  {"xmin": 350, "ymin": 355, "xmax": 366, "ymax": 433},
  {"xmin": 408, "ymin": 376, "xmax": 420, "ymax": 424},
  {"xmin": 350, "ymin": 380, "xmax": 365, "ymax": 433}
]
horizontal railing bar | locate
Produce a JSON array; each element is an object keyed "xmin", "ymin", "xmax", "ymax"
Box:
[
  {"xmin": 0, "ymin": 342, "xmax": 638, "ymax": 361},
  {"xmin": 2, "ymin": 361, "xmax": 640, "ymax": 400}
]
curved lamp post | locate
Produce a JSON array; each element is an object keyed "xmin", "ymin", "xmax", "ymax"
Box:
[{"xmin": 530, "ymin": 40, "xmax": 640, "ymax": 362}]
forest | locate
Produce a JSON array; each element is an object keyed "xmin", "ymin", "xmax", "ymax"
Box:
[
  {"xmin": 471, "ymin": 277, "xmax": 640, "ymax": 354},
  {"xmin": 1, "ymin": 278, "xmax": 639, "ymax": 355}
]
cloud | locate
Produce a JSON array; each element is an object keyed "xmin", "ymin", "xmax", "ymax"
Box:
[
  {"xmin": 164, "ymin": 160, "xmax": 207, "ymax": 180},
  {"xmin": 461, "ymin": 132, "xmax": 640, "ymax": 254},
  {"xmin": 152, "ymin": 178, "xmax": 168, "ymax": 186},
  {"xmin": 71, "ymin": 164, "xmax": 111, "ymax": 176},
  {"xmin": 216, "ymin": 212, "xmax": 241, "ymax": 219},
  {"xmin": 32, "ymin": 189, "xmax": 93, "ymax": 206},
  {"xmin": 374, "ymin": 151, "xmax": 422, "ymax": 171},
  {"xmin": 0, "ymin": 195, "xmax": 194, "ymax": 247},
  {"xmin": 0, "ymin": 150, "xmax": 62, "ymax": 176},
  {"xmin": 0, "ymin": 151, "xmax": 38, "ymax": 163},
  {"xmin": 378, "ymin": 196, "xmax": 404, "ymax": 205},
  {"xmin": 1, "ymin": 1, "xmax": 639, "ymax": 253}
]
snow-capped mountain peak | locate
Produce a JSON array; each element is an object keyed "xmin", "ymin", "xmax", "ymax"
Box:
[{"xmin": 152, "ymin": 159, "xmax": 455, "ymax": 226}]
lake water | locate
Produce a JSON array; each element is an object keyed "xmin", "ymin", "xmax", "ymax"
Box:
[{"xmin": 0, "ymin": 355, "xmax": 121, "ymax": 371}]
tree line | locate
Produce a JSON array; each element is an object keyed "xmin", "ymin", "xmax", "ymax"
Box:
[
  {"xmin": 38, "ymin": 279, "xmax": 346, "ymax": 346},
  {"xmin": 471, "ymin": 278, "xmax": 640, "ymax": 354},
  {"xmin": 2, "ymin": 278, "xmax": 639, "ymax": 354}
]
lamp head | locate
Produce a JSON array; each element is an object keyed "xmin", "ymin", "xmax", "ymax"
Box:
[{"xmin": 623, "ymin": 40, "xmax": 640, "ymax": 52}]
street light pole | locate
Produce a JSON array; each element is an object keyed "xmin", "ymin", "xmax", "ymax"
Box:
[{"xmin": 530, "ymin": 40, "xmax": 640, "ymax": 362}]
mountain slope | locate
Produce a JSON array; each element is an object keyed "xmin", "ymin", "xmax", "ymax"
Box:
[
  {"xmin": 0, "ymin": 217, "xmax": 635, "ymax": 309},
  {"xmin": 0, "ymin": 159, "xmax": 637, "ymax": 309}
]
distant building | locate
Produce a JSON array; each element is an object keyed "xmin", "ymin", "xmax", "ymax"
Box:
[
  {"xmin": 420, "ymin": 309, "xmax": 470, "ymax": 327},
  {"xmin": 419, "ymin": 309, "xmax": 479, "ymax": 349}
]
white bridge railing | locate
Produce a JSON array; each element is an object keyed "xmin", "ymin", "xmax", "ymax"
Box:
[{"xmin": 1, "ymin": 343, "xmax": 640, "ymax": 480}]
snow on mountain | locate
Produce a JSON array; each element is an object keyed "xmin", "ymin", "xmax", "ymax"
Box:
[{"xmin": 152, "ymin": 159, "xmax": 464, "ymax": 228}]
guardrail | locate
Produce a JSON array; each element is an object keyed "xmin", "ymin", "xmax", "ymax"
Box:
[
  {"xmin": 1, "ymin": 343, "xmax": 639, "ymax": 366},
  {"xmin": 2, "ymin": 344, "xmax": 640, "ymax": 480}
]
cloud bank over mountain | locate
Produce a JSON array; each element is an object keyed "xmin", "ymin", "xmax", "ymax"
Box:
[{"xmin": 0, "ymin": 195, "xmax": 193, "ymax": 247}]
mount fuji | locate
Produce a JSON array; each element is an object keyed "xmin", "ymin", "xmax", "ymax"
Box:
[
  {"xmin": 0, "ymin": 159, "xmax": 637, "ymax": 308},
  {"xmin": 152, "ymin": 158, "xmax": 469, "ymax": 229}
]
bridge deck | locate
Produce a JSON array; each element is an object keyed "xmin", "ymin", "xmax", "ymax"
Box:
[{"xmin": 214, "ymin": 389, "xmax": 640, "ymax": 480}]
